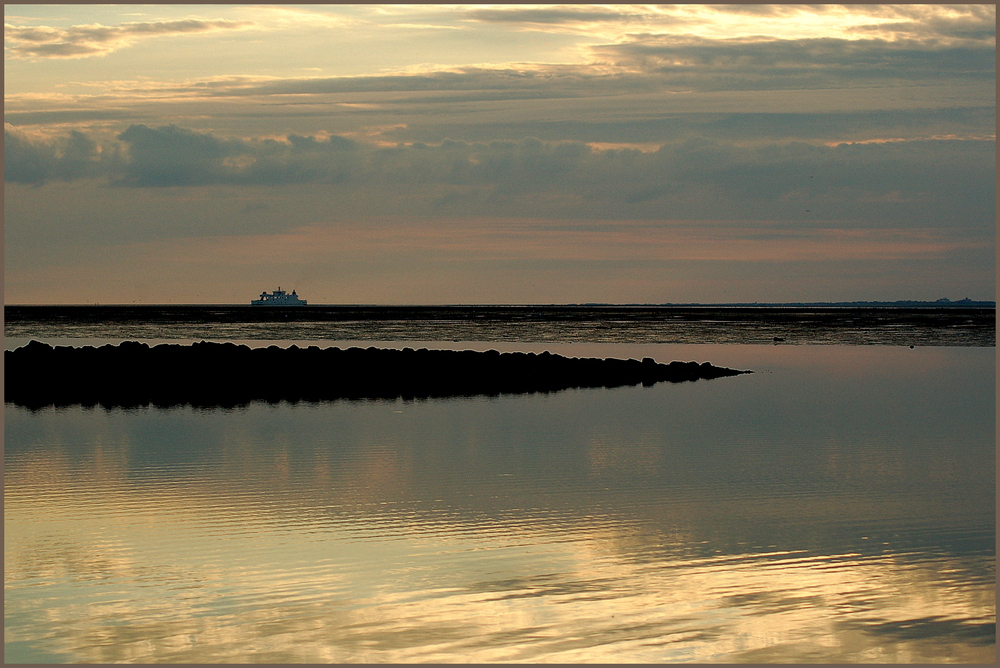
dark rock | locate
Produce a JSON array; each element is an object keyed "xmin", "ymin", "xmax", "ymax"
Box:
[{"xmin": 4, "ymin": 340, "xmax": 752, "ymax": 410}]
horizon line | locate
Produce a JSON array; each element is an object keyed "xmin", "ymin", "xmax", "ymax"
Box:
[{"xmin": 5, "ymin": 299, "xmax": 996, "ymax": 308}]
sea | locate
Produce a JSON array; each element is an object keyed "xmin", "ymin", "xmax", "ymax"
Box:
[{"xmin": 4, "ymin": 306, "xmax": 996, "ymax": 663}]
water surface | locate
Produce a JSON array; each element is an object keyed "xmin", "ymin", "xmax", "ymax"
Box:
[
  {"xmin": 5, "ymin": 344, "xmax": 994, "ymax": 662},
  {"xmin": 5, "ymin": 305, "xmax": 994, "ymax": 346}
]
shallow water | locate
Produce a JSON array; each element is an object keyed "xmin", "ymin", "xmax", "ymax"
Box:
[
  {"xmin": 4, "ymin": 344, "xmax": 995, "ymax": 663},
  {"xmin": 4, "ymin": 305, "xmax": 995, "ymax": 346}
]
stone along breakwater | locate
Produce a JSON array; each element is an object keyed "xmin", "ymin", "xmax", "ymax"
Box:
[{"xmin": 6, "ymin": 340, "xmax": 751, "ymax": 409}]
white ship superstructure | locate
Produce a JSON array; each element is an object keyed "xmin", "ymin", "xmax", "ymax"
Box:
[{"xmin": 251, "ymin": 287, "xmax": 307, "ymax": 306}]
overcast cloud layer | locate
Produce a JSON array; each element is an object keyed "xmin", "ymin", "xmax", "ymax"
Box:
[{"xmin": 4, "ymin": 4, "xmax": 995, "ymax": 304}]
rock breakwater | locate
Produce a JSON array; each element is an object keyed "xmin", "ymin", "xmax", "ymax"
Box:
[{"xmin": 5, "ymin": 340, "xmax": 751, "ymax": 409}]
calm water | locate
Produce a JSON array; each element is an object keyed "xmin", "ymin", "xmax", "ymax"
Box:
[{"xmin": 4, "ymin": 341, "xmax": 994, "ymax": 663}]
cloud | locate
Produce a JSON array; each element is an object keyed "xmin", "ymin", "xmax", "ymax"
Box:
[
  {"xmin": 465, "ymin": 7, "xmax": 629, "ymax": 24},
  {"xmin": 461, "ymin": 4, "xmax": 995, "ymax": 46},
  {"xmin": 588, "ymin": 34, "xmax": 995, "ymax": 90},
  {"xmin": 848, "ymin": 4, "xmax": 996, "ymax": 44},
  {"xmin": 197, "ymin": 66, "xmax": 612, "ymax": 97},
  {"xmin": 6, "ymin": 125, "xmax": 994, "ymax": 231},
  {"xmin": 113, "ymin": 125, "xmax": 361, "ymax": 187},
  {"xmin": 4, "ymin": 125, "xmax": 125, "ymax": 183},
  {"xmin": 4, "ymin": 30, "xmax": 987, "ymax": 135},
  {"xmin": 4, "ymin": 18, "xmax": 255, "ymax": 59},
  {"xmin": 184, "ymin": 29, "xmax": 994, "ymax": 97},
  {"xmin": 463, "ymin": 6, "xmax": 671, "ymax": 27},
  {"xmin": 3, "ymin": 15, "xmax": 992, "ymax": 149}
]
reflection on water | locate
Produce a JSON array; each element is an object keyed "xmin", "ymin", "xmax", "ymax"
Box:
[{"xmin": 5, "ymin": 346, "xmax": 995, "ymax": 663}]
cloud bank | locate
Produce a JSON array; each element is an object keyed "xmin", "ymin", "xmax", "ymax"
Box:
[
  {"xmin": 4, "ymin": 18, "xmax": 255, "ymax": 59},
  {"xmin": 5, "ymin": 26, "xmax": 992, "ymax": 148},
  {"xmin": 463, "ymin": 3, "xmax": 996, "ymax": 45},
  {"xmin": 6, "ymin": 124, "xmax": 994, "ymax": 230},
  {"xmin": 589, "ymin": 35, "xmax": 995, "ymax": 89}
]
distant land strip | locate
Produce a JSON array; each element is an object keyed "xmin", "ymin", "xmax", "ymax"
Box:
[
  {"xmin": 593, "ymin": 299, "xmax": 996, "ymax": 307},
  {"xmin": 4, "ymin": 340, "xmax": 752, "ymax": 410},
  {"xmin": 5, "ymin": 303, "xmax": 995, "ymax": 325},
  {"xmin": 5, "ymin": 299, "xmax": 995, "ymax": 309}
]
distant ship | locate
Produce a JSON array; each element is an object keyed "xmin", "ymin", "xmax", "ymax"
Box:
[{"xmin": 251, "ymin": 287, "xmax": 307, "ymax": 306}]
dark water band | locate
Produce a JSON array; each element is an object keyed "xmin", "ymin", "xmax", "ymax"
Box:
[{"xmin": 5, "ymin": 340, "xmax": 751, "ymax": 409}]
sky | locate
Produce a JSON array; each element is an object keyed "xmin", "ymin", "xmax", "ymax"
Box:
[{"xmin": 4, "ymin": 4, "xmax": 995, "ymax": 305}]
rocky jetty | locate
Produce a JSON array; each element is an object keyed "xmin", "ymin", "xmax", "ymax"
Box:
[{"xmin": 5, "ymin": 340, "xmax": 751, "ymax": 409}]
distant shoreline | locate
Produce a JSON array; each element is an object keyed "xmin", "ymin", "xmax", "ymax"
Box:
[{"xmin": 4, "ymin": 300, "xmax": 996, "ymax": 308}]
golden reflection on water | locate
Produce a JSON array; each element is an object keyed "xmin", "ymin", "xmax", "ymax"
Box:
[
  {"xmin": 5, "ymin": 525, "xmax": 995, "ymax": 662},
  {"xmin": 6, "ymin": 447, "xmax": 994, "ymax": 662},
  {"xmin": 5, "ymin": 346, "xmax": 995, "ymax": 663}
]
